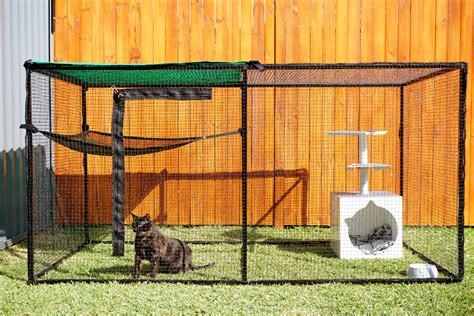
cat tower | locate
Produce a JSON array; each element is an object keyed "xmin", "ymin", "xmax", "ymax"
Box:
[{"xmin": 327, "ymin": 131, "xmax": 403, "ymax": 259}]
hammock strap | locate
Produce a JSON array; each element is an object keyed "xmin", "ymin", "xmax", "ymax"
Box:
[{"xmin": 112, "ymin": 92, "xmax": 125, "ymax": 256}]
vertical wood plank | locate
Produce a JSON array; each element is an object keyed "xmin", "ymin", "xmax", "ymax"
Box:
[
  {"xmin": 201, "ymin": 0, "xmax": 216, "ymax": 224},
  {"xmin": 447, "ymin": 0, "xmax": 461, "ymax": 225},
  {"xmin": 176, "ymin": 0, "xmax": 192, "ymax": 225},
  {"xmin": 432, "ymin": 0, "xmax": 449, "ymax": 226},
  {"xmin": 398, "ymin": 0, "xmax": 410, "ymax": 62},
  {"xmin": 241, "ymin": 0, "xmax": 253, "ymax": 60},
  {"xmin": 448, "ymin": 0, "xmax": 461, "ymax": 61},
  {"xmin": 91, "ymin": 0, "xmax": 104, "ymax": 63},
  {"xmin": 116, "ymin": 0, "xmax": 130, "ymax": 63},
  {"xmin": 150, "ymin": 0, "xmax": 166, "ymax": 223},
  {"xmin": 345, "ymin": 0, "xmax": 361, "ymax": 197},
  {"xmin": 275, "ymin": 0, "xmax": 286, "ymax": 63},
  {"xmin": 385, "ymin": 0, "xmax": 398, "ymax": 63},
  {"xmin": 140, "ymin": 0, "xmax": 154, "ymax": 63},
  {"xmin": 54, "ymin": 0, "xmax": 68, "ymax": 61},
  {"xmin": 67, "ymin": 0, "xmax": 80, "ymax": 62},
  {"xmin": 422, "ymin": 0, "xmax": 436, "ymax": 225},
  {"xmin": 261, "ymin": 0, "xmax": 276, "ymax": 226},
  {"xmin": 346, "ymin": 87, "xmax": 360, "ymax": 193},
  {"xmin": 79, "ymin": 0, "xmax": 92, "ymax": 62},
  {"xmin": 189, "ymin": 0, "xmax": 205, "ymax": 225},
  {"xmin": 383, "ymin": 88, "xmax": 400, "ymax": 194},
  {"xmin": 334, "ymin": 0, "xmax": 349, "ymax": 197},
  {"xmin": 164, "ymin": 0, "xmax": 179, "ymax": 224},
  {"xmin": 273, "ymin": 0, "xmax": 288, "ymax": 227},
  {"xmin": 360, "ymin": 0, "xmax": 374, "ymax": 62},
  {"xmin": 248, "ymin": 0, "xmax": 265, "ymax": 225},
  {"xmin": 104, "ymin": 0, "xmax": 117, "ymax": 63},
  {"xmin": 398, "ymin": 0, "xmax": 411, "ymax": 223},
  {"xmin": 460, "ymin": 0, "xmax": 473, "ymax": 225},
  {"xmin": 403, "ymin": 84, "xmax": 418, "ymax": 225},
  {"xmin": 214, "ymin": 0, "xmax": 230, "ymax": 225},
  {"xmin": 128, "ymin": 0, "xmax": 141, "ymax": 63},
  {"xmin": 371, "ymin": 1, "xmax": 385, "ymax": 192},
  {"xmin": 409, "ymin": 0, "xmax": 423, "ymax": 61},
  {"xmin": 153, "ymin": 0, "xmax": 166, "ymax": 63},
  {"xmin": 471, "ymin": 2, "xmax": 474, "ymax": 224},
  {"xmin": 322, "ymin": 0, "xmax": 336, "ymax": 63},
  {"xmin": 308, "ymin": 0, "xmax": 323, "ymax": 225},
  {"xmin": 264, "ymin": 0, "xmax": 275, "ymax": 64},
  {"xmin": 384, "ymin": 0, "xmax": 399, "ymax": 194},
  {"xmin": 420, "ymin": 78, "xmax": 435, "ymax": 226},
  {"xmin": 295, "ymin": 0, "xmax": 310, "ymax": 225},
  {"xmin": 137, "ymin": 0, "xmax": 155, "ymax": 220},
  {"xmin": 320, "ymin": 0, "xmax": 336, "ymax": 225},
  {"xmin": 227, "ymin": 0, "xmax": 242, "ymax": 225}
]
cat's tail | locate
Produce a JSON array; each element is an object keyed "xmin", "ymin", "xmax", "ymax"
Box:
[{"xmin": 191, "ymin": 263, "xmax": 215, "ymax": 271}]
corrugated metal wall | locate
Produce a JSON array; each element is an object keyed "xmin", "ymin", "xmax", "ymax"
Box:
[{"xmin": 0, "ymin": 0, "xmax": 51, "ymax": 249}]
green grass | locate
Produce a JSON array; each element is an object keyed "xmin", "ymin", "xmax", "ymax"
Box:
[{"xmin": 0, "ymin": 227, "xmax": 472, "ymax": 314}]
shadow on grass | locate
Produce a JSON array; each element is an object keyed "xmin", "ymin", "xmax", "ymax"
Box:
[
  {"xmin": 84, "ymin": 264, "xmax": 135, "ymax": 277},
  {"xmin": 222, "ymin": 228, "xmax": 266, "ymax": 241},
  {"xmin": 0, "ymin": 270, "xmax": 27, "ymax": 282},
  {"xmin": 5, "ymin": 247, "xmax": 27, "ymax": 260},
  {"xmin": 222, "ymin": 228, "xmax": 337, "ymax": 258},
  {"xmin": 83, "ymin": 264, "xmax": 229, "ymax": 280},
  {"xmin": 274, "ymin": 241, "xmax": 337, "ymax": 258}
]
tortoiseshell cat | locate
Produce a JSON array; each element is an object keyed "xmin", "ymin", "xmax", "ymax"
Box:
[{"xmin": 132, "ymin": 213, "xmax": 215, "ymax": 278}]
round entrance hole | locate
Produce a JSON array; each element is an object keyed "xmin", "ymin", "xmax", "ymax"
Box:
[{"xmin": 344, "ymin": 201, "xmax": 398, "ymax": 255}]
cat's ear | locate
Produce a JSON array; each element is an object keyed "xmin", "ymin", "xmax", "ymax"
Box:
[
  {"xmin": 131, "ymin": 213, "xmax": 137, "ymax": 219},
  {"xmin": 144, "ymin": 213, "xmax": 150, "ymax": 221}
]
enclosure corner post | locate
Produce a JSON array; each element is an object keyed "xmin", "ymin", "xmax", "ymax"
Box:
[
  {"xmin": 25, "ymin": 69, "xmax": 35, "ymax": 283},
  {"xmin": 399, "ymin": 85, "xmax": 404, "ymax": 197},
  {"xmin": 111, "ymin": 90, "xmax": 125, "ymax": 257},
  {"xmin": 82, "ymin": 86, "xmax": 90, "ymax": 244},
  {"xmin": 457, "ymin": 63, "xmax": 467, "ymax": 279},
  {"xmin": 241, "ymin": 68, "xmax": 248, "ymax": 282}
]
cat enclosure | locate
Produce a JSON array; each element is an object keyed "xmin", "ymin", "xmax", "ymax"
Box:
[{"xmin": 22, "ymin": 60, "xmax": 466, "ymax": 284}]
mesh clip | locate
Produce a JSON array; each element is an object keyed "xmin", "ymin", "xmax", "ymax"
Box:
[
  {"xmin": 249, "ymin": 60, "xmax": 265, "ymax": 71},
  {"xmin": 20, "ymin": 124, "xmax": 39, "ymax": 133}
]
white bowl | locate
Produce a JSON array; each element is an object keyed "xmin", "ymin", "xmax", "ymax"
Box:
[{"xmin": 407, "ymin": 263, "xmax": 438, "ymax": 278}]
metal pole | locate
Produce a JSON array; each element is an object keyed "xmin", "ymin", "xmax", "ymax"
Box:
[
  {"xmin": 82, "ymin": 86, "xmax": 89, "ymax": 244},
  {"xmin": 25, "ymin": 69, "xmax": 35, "ymax": 283},
  {"xmin": 359, "ymin": 134, "xmax": 368, "ymax": 194},
  {"xmin": 241, "ymin": 69, "xmax": 248, "ymax": 282},
  {"xmin": 457, "ymin": 63, "xmax": 467, "ymax": 279},
  {"xmin": 399, "ymin": 86, "xmax": 404, "ymax": 196}
]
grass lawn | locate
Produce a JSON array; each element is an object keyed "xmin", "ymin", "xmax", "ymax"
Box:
[{"xmin": 0, "ymin": 227, "xmax": 472, "ymax": 314}]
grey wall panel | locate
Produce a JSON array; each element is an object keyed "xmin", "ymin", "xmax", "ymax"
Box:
[{"xmin": 0, "ymin": 0, "xmax": 51, "ymax": 248}]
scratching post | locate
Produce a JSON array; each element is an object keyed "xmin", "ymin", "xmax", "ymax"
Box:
[{"xmin": 327, "ymin": 131, "xmax": 403, "ymax": 259}]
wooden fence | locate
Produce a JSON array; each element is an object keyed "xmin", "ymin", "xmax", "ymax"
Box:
[{"xmin": 53, "ymin": 0, "xmax": 473, "ymax": 225}]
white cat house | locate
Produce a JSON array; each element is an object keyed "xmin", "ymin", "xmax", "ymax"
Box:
[{"xmin": 327, "ymin": 131, "xmax": 403, "ymax": 259}]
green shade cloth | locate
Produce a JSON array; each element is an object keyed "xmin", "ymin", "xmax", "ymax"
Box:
[{"xmin": 25, "ymin": 60, "xmax": 247, "ymax": 86}]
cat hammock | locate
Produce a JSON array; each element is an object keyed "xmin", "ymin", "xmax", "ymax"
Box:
[{"xmin": 20, "ymin": 124, "xmax": 240, "ymax": 156}]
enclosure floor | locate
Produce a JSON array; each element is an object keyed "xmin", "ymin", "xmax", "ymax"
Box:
[{"xmin": 35, "ymin": 226, "xmax": 453, "ymax": 281}]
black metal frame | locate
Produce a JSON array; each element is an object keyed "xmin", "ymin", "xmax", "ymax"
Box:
[
  {"xmin": 399, "ymin": 86, "xmax": 404, "ymax": 197},
  {"xmin": 82, "ymin": 86, "xmax": 90, "ymax": 244},
  {"xmin": 23, "ymin": 61, "xmax": 466, "ymax": 284}
]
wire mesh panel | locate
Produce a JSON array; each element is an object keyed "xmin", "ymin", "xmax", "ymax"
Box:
[
  {"xmin": 29, "ymin": 72, "xmax": 85, "ymax": 278},
  {"xmin": 244, "ymin": 64, "xmax": 464, "ymax": 282},
  {"xmin": 402, "ymin": 69, "xmax": 462, "ymax": 278},
  {"xmin": 24, "ymin": 61, "xmax": 465, "ymax": 284}
]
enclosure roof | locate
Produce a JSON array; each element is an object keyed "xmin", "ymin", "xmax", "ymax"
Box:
[
  {"xmin": 25, "ymin": 60, "xmax": 247, "ymax": 86},
  {"xmin": 25, "ymin": 60, "xmax": 465, "ymax": 87},
  {"xmin": 248, "ymin": 63, "xmax": 464, "ymax": 87}
]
